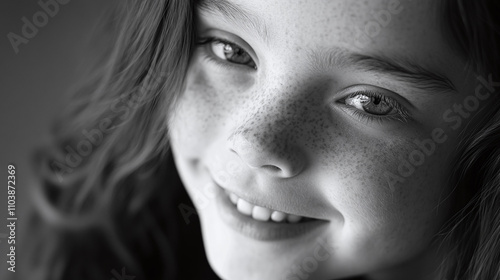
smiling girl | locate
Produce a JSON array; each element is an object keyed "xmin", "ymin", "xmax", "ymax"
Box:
[{"xmin": 22, "ymin": 0, "xmax": 500, "ymax": 280}]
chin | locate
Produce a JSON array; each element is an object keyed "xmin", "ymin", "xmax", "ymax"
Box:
[
  {"xmin": 195, "ymin": 194, "xmax": 339, "ymax": 280},
  {"xmin": 196, "ymin": 199, "xmax": 284, "ymax": 280}
]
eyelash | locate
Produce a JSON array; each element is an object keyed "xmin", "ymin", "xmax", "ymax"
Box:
[
  {"xmin": 197, "ymin": 37, "xmax": 257, "ymax": 70},
  {"xmin": 339, "ymin": 91, "xmax": 411, "ymax": 124}
]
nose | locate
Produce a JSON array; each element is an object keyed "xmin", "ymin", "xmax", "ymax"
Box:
[{"xmin": 227, "ymin": 119, "xmax": 307, "ymax": 178}]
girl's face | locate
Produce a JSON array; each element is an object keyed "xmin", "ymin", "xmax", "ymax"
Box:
[{"xmin": 169, "ymin": 0, "xmax": 480, "ymax": 279}]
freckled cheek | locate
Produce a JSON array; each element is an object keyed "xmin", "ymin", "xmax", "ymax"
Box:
[
  {"xmin": 318, "ymin": 133, "xmax": 453, "ymax": 234},
  {"xmin": 317, "ymin": 139, "xmax": 453, "ymax": 258},
  {"xmin": 169, "ymin": 67, "xmax": 253, "ymax": 154},
  {"xmin": 169, "ymin": 90, "xmax": 220, "ymax": 154}
]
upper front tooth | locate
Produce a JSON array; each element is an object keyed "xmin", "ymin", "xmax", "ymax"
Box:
[
  {"xmin": 252, "ymin": 206, "xmax": 272, "ymax": 221},
  {"xmin": 233, "ymin": 195, "xmax": 305, "ymax": 223},
  {"xmin": 236, "ymin": 199, "xmax": 253, "ymax": 216},
  {"xmin": 229, "ymin": 193, "xmax": 239, "ymax": 204},
  {"xmin": 271, "ymin": 211, "xmax": 287, "ymax": 222}
]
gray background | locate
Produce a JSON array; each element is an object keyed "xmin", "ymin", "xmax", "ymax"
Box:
[{"xmin": 0, "ymin": 0, "xmax": 116, "ymax": 275}]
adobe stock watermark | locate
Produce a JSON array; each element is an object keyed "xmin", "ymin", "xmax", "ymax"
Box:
[
  {"xmin": 178, "ymin": 140, "xmax": 252, "ymax": 225},
  {"xmin": 7, "ymin": 0, "xmax": 71, "ymax": 54},
  {"xmin": 283, "ymin": 237, "xmax": 336, "ymax": 280},
  {"xmin": 353, "ymin": 0, "xmax": 404, "ymax": 47},
  {"xmin": 178, "ymin": 181, "xmax": 217, "ymax": 225},
  {"xmin": 384, "ymin": 74, "xmax": 500, "ymax": 191},
  {"xmin": 110, "ymin": 267, "xmax": 135, "ymax": 280},
  {"xmin": 178, "ymin": 155, "xmax": 246, "ymax": 225},
  {"xmin": 49, "ymin": 70, "xmax": 166, "ymax": 182}
]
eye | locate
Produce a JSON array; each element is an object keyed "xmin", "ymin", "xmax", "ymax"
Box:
[
  {"xmin": 198, "ymin": 37, "xmax": 257, "ymax": 69},
  {"xmin": 339, "ymin": 90, "xmax": 410, "ymax": 123},
  {"xmin": 345, "ymin": 92, "xmax": 393, "ymax": 115}
]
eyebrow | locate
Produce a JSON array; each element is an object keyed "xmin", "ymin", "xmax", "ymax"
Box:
[
  {"xmin": 197, "ymin": 0, "xmax": 457, "ymax": 94},
  {"xmin": 310, "ymin": 48, "xmax": 457, "ymax": 94},
  {"xmin": 197, "ymin": 0, "xmax": 270, "ymax": 44}
]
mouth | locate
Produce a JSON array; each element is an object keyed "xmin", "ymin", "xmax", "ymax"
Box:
[
  {"xmin": 226, "ymin": 189, "xmax": 316, "ymax": 224},
  {"xmin": 213, "ymin": 182, "xmax": 329, "ymax": 241}
]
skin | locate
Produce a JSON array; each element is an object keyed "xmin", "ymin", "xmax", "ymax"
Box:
[{"xmin": 169, "ymin": 0, "xmax": 481, "ymax": 279}]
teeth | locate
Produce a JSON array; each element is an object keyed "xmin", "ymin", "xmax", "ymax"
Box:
[
  {"xmin": 229, "ymin": 193, "xmax": 239, "ymax": 204},
  {"xmin": 236, "ymin": 199, "xmax": 254, "ymax": 216},
  {"xmin": 287, "ymin": 214, "xmax": 302, "ymax": 223},
  {"xmin": 252, "ymin": 206, "xmax": 272, "ymax": 221},
  {"xmin": 271, "ymin": 211, "xmax": 287, "ymax": 222},
  {"xmin": 227, "ymin": 191, "xmax": 304, "ymax": 223}
]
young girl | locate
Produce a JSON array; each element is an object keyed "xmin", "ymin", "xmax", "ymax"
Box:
[{"xmin": 21, "ymin": 0, "xmax": 499, "ymax": 279}]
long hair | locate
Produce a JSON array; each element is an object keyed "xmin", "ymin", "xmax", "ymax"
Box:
[
  {"xmin": 21, "ymin": 0, "xmax": 500, "ymax": 280},
  {"xmin": 20, "ymin": 1, "xmax": 207, "ymax": 279},
  {"xmin": 437, "ymin": 0, "xmax": 500, "ymax": 279}
]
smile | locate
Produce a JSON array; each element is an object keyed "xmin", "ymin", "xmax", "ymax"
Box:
[
  {"xmin": 226, "ymin": 190, "xmax": 311, "ymax": 223},
  {"xmin": 213, "ymin": 181, "xmax": 329, "ymax": 241}
]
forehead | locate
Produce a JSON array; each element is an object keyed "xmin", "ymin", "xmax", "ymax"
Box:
[
  {"xmin": 206, "ymin": 0, "xmax": 439, "ymax": 46},
  {"xmin": 197, "ymin": 0, "xmax": 466, "ymax": 81}
]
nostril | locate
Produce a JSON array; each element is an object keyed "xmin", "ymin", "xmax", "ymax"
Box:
[
  {"xmin": 262, "ymin": 165, "xmax": 282, "ymax": 172},
  {"xmin": 227, "ymin": 134, "xmax": 305, "ymax": 178}
]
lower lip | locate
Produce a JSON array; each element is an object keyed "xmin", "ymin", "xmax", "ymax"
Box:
[{"xmin": 214, "ymin": 183, "xmax": 329, "ymax": 241}]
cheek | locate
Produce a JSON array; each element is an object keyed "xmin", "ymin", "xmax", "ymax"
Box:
[
  {"xmin": 169, "ymin": 65, "xmax": 242, "ymax": 155},
  {"xmin": 314, "ymin": 122, "xmax": 455, "ymax": 254}
]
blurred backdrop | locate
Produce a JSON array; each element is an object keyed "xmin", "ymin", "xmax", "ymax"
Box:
[{"xmin": 0, "ymin": 0, "xmax": 116, "ymax": 275}]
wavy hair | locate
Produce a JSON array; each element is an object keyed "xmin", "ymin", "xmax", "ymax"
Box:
[
  {"xmin": 20, "ymin": 0, "xmax": 500, "ymax": 280},
  {"xmin": 20, "ymin": 1, "xmax": 207, "ymax": 279},
  {"xmin": 437, "ymin": 1, "xmax": 500, "ymax": 279}
]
